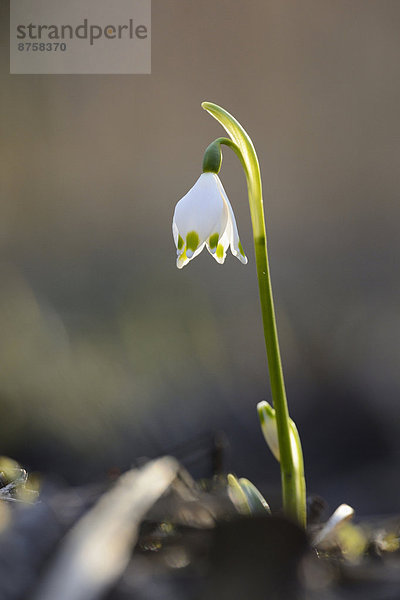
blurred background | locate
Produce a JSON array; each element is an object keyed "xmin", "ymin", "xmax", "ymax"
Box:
[{"xmin": 1, "ymin": 0, "xmax": 400, "ymax": 514}]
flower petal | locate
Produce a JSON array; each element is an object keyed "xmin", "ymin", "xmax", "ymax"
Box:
[
  {"xmin": 172, "ymin": 221, "xmax": 184, "ymax": 254},
  {"xmin": 176, "ymin": 242, "xmax": 206, "ymax": 269},
  {"xmin": 173, "ymin": 173, "xmax": 228, "ymax": 245},
  {"xmin": 172, "ymin": 171, "xmax": 249, "ymax": 268},
  {"xmin": 206, "ymin": 228, "xmax": 229, "ymax": 264},
  {"xmin": 215, "ymin": 176, "xmax": 248, "ymax": 264}
]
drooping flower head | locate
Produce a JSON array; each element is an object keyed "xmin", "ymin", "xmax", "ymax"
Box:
[{"xmin": 172, "ymin": 172, "xmax": 247, "ymax": 269}]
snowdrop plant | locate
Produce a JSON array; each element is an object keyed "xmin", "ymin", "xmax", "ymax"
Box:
[
  {"xmin": 173, "ymin": 102, "xmax": 306, "ymax": 527},
  {"xmin": 173, "ymin": 172, "xmax": 248, "ymax": 269}
]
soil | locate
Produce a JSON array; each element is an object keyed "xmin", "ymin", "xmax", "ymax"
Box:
[{"xmin": 1, "ymin": 458, "xmax": 400, "ymax": 600}]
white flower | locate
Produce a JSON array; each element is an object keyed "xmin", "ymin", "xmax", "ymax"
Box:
[{"xmin": 172, "ymin": 172, "xmax": 248, "ymax": 269}]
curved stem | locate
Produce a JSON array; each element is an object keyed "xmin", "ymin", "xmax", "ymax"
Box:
[{"xmin": 202, "ymin": 102, "xmax": 306, "ymax": 526}]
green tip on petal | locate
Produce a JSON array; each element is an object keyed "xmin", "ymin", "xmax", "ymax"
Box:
[
  {"xmin": 238, "ymin": 240, "xmax": 245, "ymax": 257},
  {"xmin": 186, "ymin": 231, "xmax": 199, "ymax": 258},
  {"xmin": 177, "ymin": 235, "xmax": 184, "ymax": 250},
  {"xmin": 216, "ymin": 243, "xmax": 224, "ymax": 259},
  {"xmin": 209, "ymin": 233, "xmax": 219, "ymax": 250},
  {"xmin": 177, "ymin": 248, "xmax": 188, "ymax": 269}
]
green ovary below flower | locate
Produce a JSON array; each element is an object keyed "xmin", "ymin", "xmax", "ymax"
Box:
[{"xmin": 172, "ymin": 172, "xmax": 248, "ymax": 269}]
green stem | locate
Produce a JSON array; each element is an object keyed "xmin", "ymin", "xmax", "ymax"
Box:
[{"xmin": 202, "ymin": 102, "xmax": 306, "ymax": 526}]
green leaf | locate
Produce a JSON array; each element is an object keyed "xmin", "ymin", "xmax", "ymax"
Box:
[
  {"xmin": 227, "ymin": 474, "xmax": 271, "ymax": 516},
  {"xmin": 227, "ymin": 473, "xmax": 251, "ymax": 515},
  {"xmin": 238, "ymin": 478, "xmax": 271, "ymax": 515}
]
